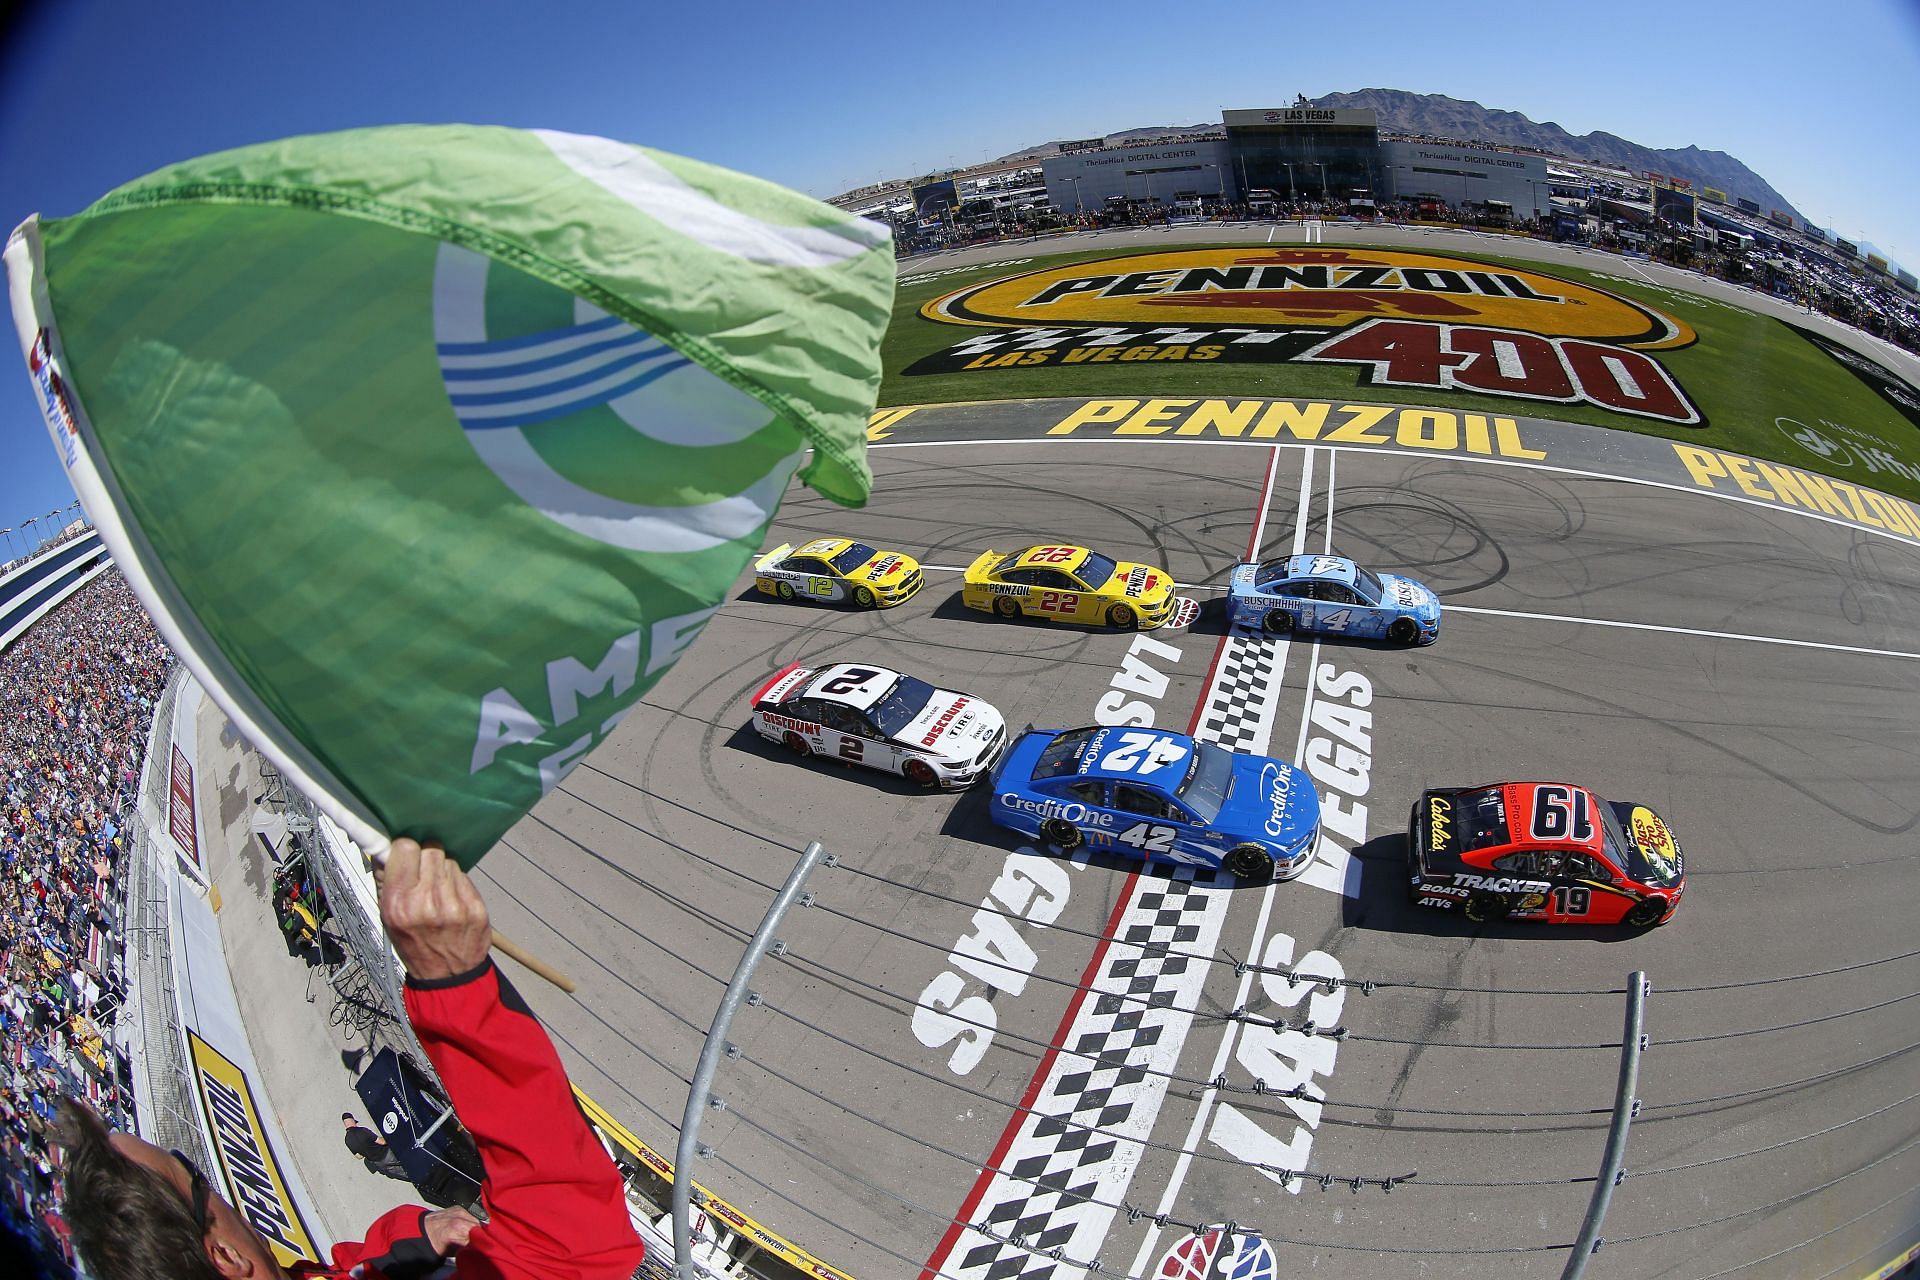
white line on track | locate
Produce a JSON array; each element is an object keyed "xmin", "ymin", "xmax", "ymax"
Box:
[
  {"xmin": 1446, "ymin": 604, "xmax": 1920, "ymax": 661},
  {"xmin": 1125, "ymin": 447, "xmax": 1336, "ymax": 1276}
]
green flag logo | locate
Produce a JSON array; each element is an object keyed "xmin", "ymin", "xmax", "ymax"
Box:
[{"xmin": 433, "ymin": 243, "xmax": 802, "ymax": 552}]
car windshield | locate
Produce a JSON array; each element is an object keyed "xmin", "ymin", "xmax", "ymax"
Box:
[
  {"xmin": 828, "ymin": 541, "xmax": 878, "ymax": 574},
  {"xmin": 868, "ymin": 676, "xmax": 936, "ymax": 738},
  {"xmin": 1078, "ymin": 551, "xmax": 1118, "ymax": 587},
  {"xmin": 1605, "ymin": 801, "xmax": 1683, "ymax": 887},
  {"xmin": 1255, "ymin": 558, "xmax": 1295, "ymax": 587},
  {"xmin": 1353, "ymin": 567, "xmax": 1384, "ymax": 603},
  {"xmin": 1174, "ymin": 742, "xmax": 1235, "ymax": 822},
  {"xmin": 1033, "ymin": 728, "xmax": 1100, "ymax": 779},
  {"xmin": 1458, "ymin": 787, "xmax": 1512, "ymax": 851}
]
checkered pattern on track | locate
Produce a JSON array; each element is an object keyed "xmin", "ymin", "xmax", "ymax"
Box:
[
  {"xmin": 1191, "ymin": 636, "xmax": 1286, "ymax": 754},
  {"xmin": 944, "ymin": 325, "xmax": 1298, "ymax": 357},
  {"xmin": 937, "ymin": 635, "xmax": 1289, "ymax": 1279}
]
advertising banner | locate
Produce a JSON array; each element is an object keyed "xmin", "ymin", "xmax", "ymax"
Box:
[
  {"xmin": 187, "ymin": 1032, "xmax": 322, "ymax": 1269},
  {"xmin": 167, "ymin": 745, "xmax": 198, "ymax": 873},
  {"xmin": 6, "ymin": 125, "xmax": 893, "ymax": 865},
  {"xmin": 1737, "ymin": 197, "xmax": 1761, "ymax": 214}
]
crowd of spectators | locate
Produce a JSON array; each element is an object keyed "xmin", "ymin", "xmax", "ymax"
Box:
[{"xmin": 0, "ymin": 568, "xmax": 171, "ymax": 1274}]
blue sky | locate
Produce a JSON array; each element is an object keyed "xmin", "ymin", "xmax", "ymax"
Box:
[{"xmin": 2, "ymin": 0, "xmax": 1916, "ymax": 550}]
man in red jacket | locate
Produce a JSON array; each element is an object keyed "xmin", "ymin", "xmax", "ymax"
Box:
[{"xmin": 58, "ymin": 838, "xmax": 647, "ymax": 1279}]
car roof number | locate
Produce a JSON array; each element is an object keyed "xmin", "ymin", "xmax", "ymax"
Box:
[{"xmin": 1100, "ymin": 730, "xmax": 1188, "ymax": 776}]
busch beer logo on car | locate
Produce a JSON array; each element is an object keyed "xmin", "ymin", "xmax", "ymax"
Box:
[{"xmin": 907, "ymin": 249, "xmax": 1702, "ymax": 424}]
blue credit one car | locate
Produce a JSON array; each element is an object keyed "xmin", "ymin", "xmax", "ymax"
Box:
[
  {"xmin": 1227, "ymin": 553, "xmax": 1440, "ymax": 644},
  {"xmin": 988, "ymin": 725, "xmax": 1322, "ymax": 882}
]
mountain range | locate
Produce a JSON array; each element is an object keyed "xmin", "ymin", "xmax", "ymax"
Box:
[{"xmin": 1313, "ymin": 90, "xmax": 1802, "ymax": 222}]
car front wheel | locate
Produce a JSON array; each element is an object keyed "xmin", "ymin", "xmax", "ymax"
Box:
[
  {"xmin": 1226, "ymin": 844, "xmax": 1274, "ymax": 881},
  {"xmin": 1387, "ymin": 618, "xmax": 1420, "ymax": 645},
  {"xmin": 783, "ymin": 731, "xmax": 812, "ymax": 758},
  {"xmin": 1108, "ymin": 603, "xmax": 1137, "ymax": 630},
  {"xmin": 903, "ymin": 758, "xmax": 938, "ymax": 788},
  {"xmin": 852, "ymin": 585, "xmax": 878, "ymax": 609},
  {"xmin": 1623, "ymin": 897, "xmax": 1669, "ymax": 928}
]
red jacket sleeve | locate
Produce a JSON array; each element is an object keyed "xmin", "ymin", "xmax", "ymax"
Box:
[
  {"xmin": 403, "ymin": 960, "xmax": 646, "ymax": 1280},
  {"xmin": 296, "ymin": 1204, "xmax": 440, "ymax": 1278}
]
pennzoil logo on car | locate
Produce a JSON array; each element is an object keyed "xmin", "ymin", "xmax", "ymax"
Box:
[{"xmin": 907, "ymin": 248, "xmax": 1703, "ymax": 425}]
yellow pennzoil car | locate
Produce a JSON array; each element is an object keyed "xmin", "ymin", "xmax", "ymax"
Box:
[
  {"xmin": 962, "ymin": 543, "xmax": 1178, "ymax": 630},
  {"xmin": 754, "ymin": 537, "xmax": 923, "ymax": 609}
]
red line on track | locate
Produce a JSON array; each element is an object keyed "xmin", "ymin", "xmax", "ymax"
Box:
[{"xmin": 919, "ymin": 445, "xmax": 1284, "ymax": 1278}]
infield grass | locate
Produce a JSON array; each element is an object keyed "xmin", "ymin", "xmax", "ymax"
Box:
[{"xmin": 879, "ymin": 240, "xmax": 1920, "ymax": 503}]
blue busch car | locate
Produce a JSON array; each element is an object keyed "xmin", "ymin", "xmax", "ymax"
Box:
[
  {"xmin": 1227, "ymin": 553, "xmax": 1440, "ymax": 644},
  {"xmin": 988, "ymin": 726, "xmax": 1322, "ymax": 882}
]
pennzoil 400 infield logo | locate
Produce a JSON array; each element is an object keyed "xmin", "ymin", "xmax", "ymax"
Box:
[{"xmin": 908, "ymin": 248, "xmax": 1704, "ymax": 425}]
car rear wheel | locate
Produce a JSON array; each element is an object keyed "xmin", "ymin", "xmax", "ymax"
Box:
[
  {"xmin": 776, "ymin": 581, "xmax": 796, "ymax": 601},
  {"xmin": 783, "ymin": 730, "xmax": 811, "ymax": 758},
  {"xmin": 1108, "ymin": 603, "xmax": 1137, "ymax": 630},
  {"xmin": 1387, "ymin": 618, "xmax": 1420, "ymax": 646},
  {"xmin": 852, "ymin": 585, "xmax": 877, "ymax": 609},
  {"xmin": 1623, "ymin": 898, "xmax": 1669, "ymax": 928},
  {"xmin": 1463, "ymin": 892, "xmax": 1509, "ymax": 923},
  {"xmin": 1263, "ymin": 609, "xmax": 1294, "ymax": 634},
  {"xmin": 1226, "ymin": 844, "xmax": 1274, "ymax": 882},
  {"xmin": 994, "ymin": 595, "xmax": 1021, "ymax": 619},
  {"xmin": 1040, "ymin": 818, "xmax": 1082, "ymax": 851},
  {"xmin": 903, "ymin": 758, "xmax": 937, "ymax": 788}
]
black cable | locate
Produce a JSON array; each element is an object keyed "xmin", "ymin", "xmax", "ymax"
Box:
[
  {"xmin": 1658, "ymin": 943, "xmax": 1920, "ymax": 994},
  {"xmin": 1631, "ymin": 1089, "xmax": 1920, "ymax": 1176},
  {"xmin": 1654, "ymin": 986, "xmax": 1920, "ymax": 1045},
  {"xmin": 1607, "ymin": 1130, "xmax": 1920, "ymax": 1244}
]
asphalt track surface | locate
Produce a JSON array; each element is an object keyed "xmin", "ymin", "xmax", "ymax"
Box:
[{"xmin": 474, "ymin": 233, "xmax": 1920, "ymax": 1280}]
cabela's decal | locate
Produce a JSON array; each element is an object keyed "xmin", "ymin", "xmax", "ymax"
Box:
[{"xmin": 906, "ymin": 248, "xmax": 1704, "ymax": 426}]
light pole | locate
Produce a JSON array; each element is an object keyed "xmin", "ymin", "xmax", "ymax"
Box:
[
  {"xmin": 1201, "ymin": 163, "xmax": 1223, "ymax": 207},
  {"xmin": 1061, "ymin": 174, "xmax": 1083, "ymax": 215},
  {"xmin": 1314, "ymin": 162, "xmax": 1328, "ymax": 203},
  {"xmin": 1283, "ymin": 162, "xmax": 1296, "ymax": 204}
]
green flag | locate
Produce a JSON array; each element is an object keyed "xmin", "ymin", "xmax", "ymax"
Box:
[{"xmin": 7, "ymin": 125, "xmax": 895, "ymax": 864}]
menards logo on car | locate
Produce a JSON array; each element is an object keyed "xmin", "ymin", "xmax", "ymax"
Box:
[{"xmin": 906, "ymin": 248, "xmax": 1704, "ymax": 425}]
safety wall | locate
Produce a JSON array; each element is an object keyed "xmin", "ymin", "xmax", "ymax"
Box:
[{"xmin": 124, "ymin": 667, "xmax": 332, "ymax": 1268}]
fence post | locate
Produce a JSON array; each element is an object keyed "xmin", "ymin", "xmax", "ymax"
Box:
[
  {"xmin": 1561, "ymin": 971, "xmax": 1648, "ymax": 1279},
  {"xmin": 672, "ymin": 840, "xmax": 828, "ymax": 1279}
]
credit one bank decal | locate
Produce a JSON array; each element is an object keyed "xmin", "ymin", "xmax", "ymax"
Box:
[{"xmin": 907, "ymin": 248, "xmax": 1703, "ymax": 425}]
